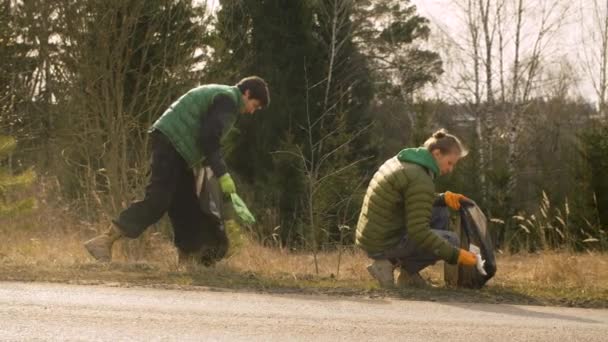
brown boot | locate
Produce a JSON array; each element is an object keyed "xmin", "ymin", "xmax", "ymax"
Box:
[
  {"xmin": 367, "ymin": 259, "xmax": 395, "ymax": 288},
  {"xmin": 396, "ymin": 269, "xmax": 429, "ymax": 288},
  {"xmin": 84, "ymin": 224, "xmax": 122, "ymax": 262},
  {"xmin": 177, "ymin": 249, "xmax": 207, "ymax": 271},
  {"xmin": 178, "ymin": 249, "xmax": 195, "ymax": 266}
]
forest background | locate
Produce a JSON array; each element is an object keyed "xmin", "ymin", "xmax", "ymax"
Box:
[{"xmin": 2, "ymin": 0, "xmax": 607, "ymax": 257}]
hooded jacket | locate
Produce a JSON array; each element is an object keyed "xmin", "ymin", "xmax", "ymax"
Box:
[{"xmin": 355, "ymin": 148, "xmax": 459, "ymax": 264}]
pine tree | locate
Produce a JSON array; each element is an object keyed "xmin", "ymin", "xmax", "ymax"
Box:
[
  {"xmin": 0, "ymin": 135, "xmax": 36, "ymax": 217},
  {"xmin": 581, "ymin": 124, "xmax": 608, "ymax": 228},
  {"xmin": 209, "ymin": 0, "xmax": 376, "ymax": 245},
  {"xmin": 355, "ymin": 0, "xmax": 443, "ymax": 146}
]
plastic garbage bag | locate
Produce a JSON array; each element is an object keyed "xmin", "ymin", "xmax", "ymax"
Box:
[
  {"xmin": 444, "ymin": 199, "xmax": 497, "ymax": 289},
  {"xmin": 194, "ymin": 167, "xmax": 229, "ymax": 265},
  {"xmin": 195, "ymin": 167, "xmax": 254, "ymax": 260}
]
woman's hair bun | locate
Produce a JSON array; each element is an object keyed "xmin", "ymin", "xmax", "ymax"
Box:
[
  {"xmin": 433, "ymin": 128, "xmax": 448, "ymax": 139},
  {"xmin": 424, "ymin": 128, "xmax": 468, "ymax": 157}
]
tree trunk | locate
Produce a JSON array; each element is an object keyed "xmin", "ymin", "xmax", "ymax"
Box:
[
  {"xmin": 600, "ymin": 0, "xmax": 608, "ymax": 119},
  {"xmin": 506, "ymin": 0, "xmax": 524, "ymax": 214}
]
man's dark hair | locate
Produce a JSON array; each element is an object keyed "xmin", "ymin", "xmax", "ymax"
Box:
[{"xmin": 236, "ymin": 76, "xmax": 270, "ymax": 107}]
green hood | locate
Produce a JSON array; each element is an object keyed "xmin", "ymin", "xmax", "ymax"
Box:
[{"xmin": 397, "ymin": 147, "xmax": 439, "ymax": 177}]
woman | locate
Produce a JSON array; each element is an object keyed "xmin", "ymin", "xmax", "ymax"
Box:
[{"xmin": 356, "ymin": 129, "xmax": 478, "ymax": 287}]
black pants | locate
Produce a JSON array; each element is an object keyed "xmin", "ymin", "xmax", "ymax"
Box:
[
  {"xmin": 369, "ymin": 206, "xmax": 460, "ymax": 275},
  {"xmin": 114, "ymin": 131, "xmax": 218, "ymax": 253}
]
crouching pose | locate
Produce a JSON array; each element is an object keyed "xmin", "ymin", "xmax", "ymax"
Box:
[{"xmin": 356, "ymin": 129, "xmax": 478, "ymax": 287}]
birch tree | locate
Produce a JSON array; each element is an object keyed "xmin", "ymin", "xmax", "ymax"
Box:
[
  {"xmin": 442, "ymin": 0, "xmax": 505, "ymax": 206},
  {"xmin": 579, "ymin": 0, "xmax": 608, "ymax": 120},
  {"xmin": 504, "ymin": 0, "xmax": 570, "ymax": 210}
]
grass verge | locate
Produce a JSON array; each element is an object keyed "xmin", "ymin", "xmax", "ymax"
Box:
[{"xmin": 1, "ymin": 212, "xmax": 607, "ymax": 308}]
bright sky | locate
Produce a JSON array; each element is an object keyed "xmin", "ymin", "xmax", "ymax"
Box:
[
  {"xmin": 206, "ymin": 0, "xmax": 219, "ymax": 10},
  {"xmin": 412, "ymin": 0, "xmax": 600, "ymax": 103}
]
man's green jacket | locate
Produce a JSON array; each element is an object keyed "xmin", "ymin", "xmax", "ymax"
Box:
[{"xmin": 152, "ymin": 84, "xmax": 243, "ymax": 174}]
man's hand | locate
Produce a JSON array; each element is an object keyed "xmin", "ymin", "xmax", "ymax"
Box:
[
  {"xmin": 219, "ymin": 173, "xmax": 236, "ymax": 195},
  {"xmin": 457, "ymin": 249, "xmax": 477, "ymax": 266},
  {"xmin": 444, "ymin": 191, "xmax": 468, "ymax": 210}
]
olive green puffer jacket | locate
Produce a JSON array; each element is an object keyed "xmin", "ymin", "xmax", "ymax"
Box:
[{"xmin": 356, "ymin": 148, "xmax": 460, "ymax": 264}]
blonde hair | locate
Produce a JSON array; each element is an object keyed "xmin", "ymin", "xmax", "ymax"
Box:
[{"xmin": 423, "ymin": 128, "xmax": 468, "ymax": 157}]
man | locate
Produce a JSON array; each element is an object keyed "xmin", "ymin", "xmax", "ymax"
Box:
[
  {"xmin": 84, "ymin": 76, "xmax": 270, "ymax": 263},
  {"xmin": 356, "ymin": 129, "xmax": 478, "ymax": 287}
]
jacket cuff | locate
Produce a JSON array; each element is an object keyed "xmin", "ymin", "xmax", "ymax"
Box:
[
  {"xmin": 446, "ymin": 247, "xmax": 460, "ymax": 265},
  {"xmin": 434, "ymin": 193, "xmax": 447, "ymax": 207}
]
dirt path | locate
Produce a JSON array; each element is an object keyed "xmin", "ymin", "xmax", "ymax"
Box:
[{"xmin": 1, "ymin": 281, "xmax": 606, "ymax": 341}]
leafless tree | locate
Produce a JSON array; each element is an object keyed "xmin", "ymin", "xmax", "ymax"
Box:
[
  {"xmin": 579, "ymin": 0, "xmax": 608, "ymax": 120},
  {"xmin": 443, "ymin": 0, "xmax": 502, "ymax": 204},
  {"xmin": 274, "ymin": 64, "xmax": 371, "ymax": 274},
  {"xmin": 504, "ymin": 0, "xmax": 570, "ymax": 208},
  {"xmin": 273, "ymin": 0, "xmax": 372, "ymax": 274},
  {"xmin": 441, "ymin": 0, "xmax": 569, "ymax": 210},
  {"xmin": 56, "ymin": 0, "xmax": 210, "ymax": 217}
]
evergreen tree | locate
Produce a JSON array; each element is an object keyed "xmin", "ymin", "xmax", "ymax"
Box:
[
  {"xmin": 209, "ymin": 1, "xmax": 323, "ymax": 242},
  {"xmin": 208, "ymin": 0, "xmax": 447, "ymax": 246},
  {"xmin": 209, "ymin": 0, "xmax": 376, "ymax": 245},
  {"xmin": 581, "ymin": 124, "xmax": 608, "ymax": 228},
  {"xmin": 0, "ymin": 136, "xmax": 36, "ymax": 217},
  {"xmin": 355, "ymin": 0, "xmax": 443, "ymax": 145}
]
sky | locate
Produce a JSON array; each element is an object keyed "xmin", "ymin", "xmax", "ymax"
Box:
[
  {"xmin": 206, "ymin": 0, "xmax": 219, "ymax": 10},
  {"xmin": 412, "ymin": 0, "xmax": 600, "ymax": 103}
]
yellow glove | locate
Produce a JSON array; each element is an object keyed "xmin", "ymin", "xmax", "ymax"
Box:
[
  {"xmin": 457, "ymin": 249, "xmax": 477, "ymax": 266},
  {"xmin": 444, "ymin": 191, "xmax": 468, "ymax": 210}
]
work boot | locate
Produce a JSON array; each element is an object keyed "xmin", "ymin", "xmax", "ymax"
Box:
[
  {"xmin": 84, "ymin": 224, "xmax": 123, "ymax": 262},
  {"xmin": 367, "ymin": 259, "xmax": 395, "ymax": 287},
  {"xmin": 396, "ymin": 269, "xmax": 429, "ymax": 288},
  {"xmin": 178, "ymin": 249, "xmax": 196, "ymax": 266},
  {"xmin": 178, "ymin": 249, "xmax": 210, "ymax": 272}
]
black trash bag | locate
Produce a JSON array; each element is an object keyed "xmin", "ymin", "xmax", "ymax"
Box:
[
  {"xmin": 194, "ymin": 167, "xmax": 229, "ymax": 266},
  {"xmin": 445, "ymin": 199, "xmax": 497, "ymax": 289}
]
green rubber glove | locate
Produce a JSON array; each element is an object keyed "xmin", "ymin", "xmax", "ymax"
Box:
[
  {"xmin": 230, "ymin": 193, "xmax": 256, "ymax": 225},
  {"xmin": 219, "ymin": 173, "xmax": 236, "ymax": 195}
]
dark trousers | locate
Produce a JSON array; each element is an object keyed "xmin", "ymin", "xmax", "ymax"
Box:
[
  {"xmin": 371, "ymin": 206, "xmax": 460, "ymax": 275},
  {"xmin": 113, "ymin": 131, "xmax": 215, "ymax": 253}
]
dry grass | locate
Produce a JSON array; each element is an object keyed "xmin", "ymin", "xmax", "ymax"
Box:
[
  {"xmin": 1, "ymin": 208, "xmax": 607, "ymax": 308},
  {"xmin": 494, "ymin": 252, "xmax": 608, "ymax": 288}
]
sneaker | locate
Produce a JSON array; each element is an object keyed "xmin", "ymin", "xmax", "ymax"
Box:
[
  {"xmin": 367, "ymin": 259, "xmax": 395, "ymax": 287},
  {"xmin": 84, "ymin": 225, "xmax": 122, "ymax": 262},
  {"xmin": 396, "ymin": 269, "xmax": 429, "ymax": 288}
]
